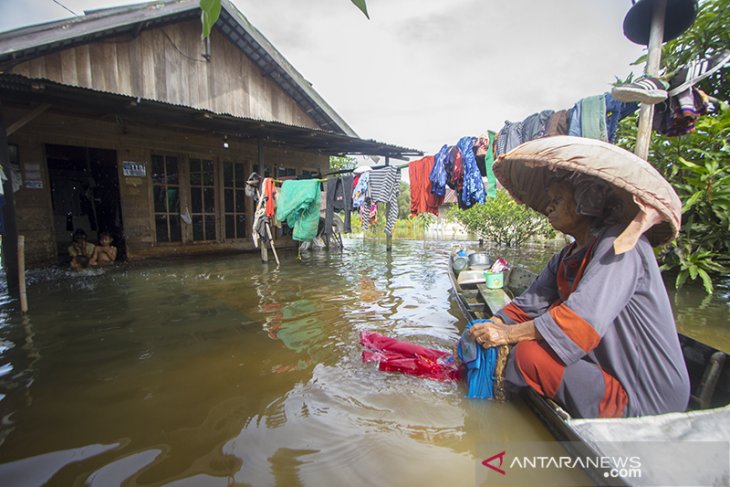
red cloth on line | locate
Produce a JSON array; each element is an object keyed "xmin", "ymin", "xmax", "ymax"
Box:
[
  {"xmin": 263, "ymin": 178, "xmax": 276, "ymax": 219},
  {"xmin": 360, "ymin": 331, "xmax": 460, "ymax": 381},
  {"xmin": 408, "ymin": 156, "xmax": 443, "ymax": 217}
]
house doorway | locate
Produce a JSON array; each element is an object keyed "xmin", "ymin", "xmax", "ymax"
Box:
[{"xmin": 46, "ymin": 144, "xmax": 125, "ymax": 262}]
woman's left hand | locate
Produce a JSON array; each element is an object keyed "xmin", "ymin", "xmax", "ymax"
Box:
[{"xmin": 469, "ymin": 321, "xmax": 511, "ymax": 348}]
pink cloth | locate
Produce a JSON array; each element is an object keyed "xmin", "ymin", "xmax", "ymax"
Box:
[{"xmin": 360, "ymin": 332, "xmax": 460, "ymax": 381}]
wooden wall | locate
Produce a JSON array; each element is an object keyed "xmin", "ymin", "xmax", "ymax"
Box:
[
  {"xmin": 3, "ymin": 105, "xmax": 328, "ymax": 266},
  {"xmin": 10, "ymin": 19, "xmax": 320, "ymax": 130}
]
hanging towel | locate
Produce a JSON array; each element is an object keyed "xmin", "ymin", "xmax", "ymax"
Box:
[
  {"xmin": 458, "ymin": 320, "xmax": 498, "ymax": 399},
  {"xmin": 429, "ymin": 144, "xmax": 449, "ymax": 197},
  {"xmin": 363, "ymin": 166, "xmax": 400, "ymax": 237},
  {"xmin": 361, "ymin": 331, "xmax": 460, "ymax": 381},
  {"xmin": 275, "ymin": 179, "xmax": 321, "ymax": 241},
  {"xmin": 568, "ymin": 102, "xmax": 582, "ymax": 137},
  {"xmin": 409, "ymin": 156, "xmax": 443, "ymax": 216},
  {"xmin": 457, "ymin": 136, "xmax": 485, "ymax": 209},
  {"xmin": 483, "ymin": 130, "xmax": 497, "ymax": 198},
  {"xmin": 580, "ymin": 94, "xmax": 608, "ymax": 142}
]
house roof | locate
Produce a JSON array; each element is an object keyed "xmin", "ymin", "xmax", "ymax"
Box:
[
  {"xmin": 0, "ymin": 73, "xmax": 422, "ymax": 159},
  {"xmin": 0, "ymin": 0, "xmax": 357, "ymax": 137}
]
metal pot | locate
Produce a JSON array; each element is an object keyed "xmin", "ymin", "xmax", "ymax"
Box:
[
  {"xmin": 453, "ymin": 255, "xmax": 469, "ymax": 274},
  {"xmin": 468, "ymin": 252, "xmax": 491, "ymax": 269}
]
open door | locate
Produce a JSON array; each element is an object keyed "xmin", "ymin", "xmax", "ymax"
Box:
[{"xmin": 46, "ymin": 144, "xmax": 125, "ymax": 263}]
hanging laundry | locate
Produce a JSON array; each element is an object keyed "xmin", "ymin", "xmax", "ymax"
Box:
[
  {"xmin": 361, "ymin": 331, "xmax": 460, "ymax": 382},
  {"xmin": 429, "ymin": 144, "xmax": 449, "ymax": 197},
  {"xmin": 483, "ymin": 131, "xmax": 497, "ymax": 198},
  {"xmin": 580, "ymin": 94, "xmax": 608, "ymax": 142},
  {"xmin": 568, "ymin": 102, "xmax": 582, "ymax": 137},
  {"xmin": 360, "ymin": 200, "xmax": 377, "ymax": 228},
  {"xmin": 444, "ymin": 145, "xmax": 463, "ymax": 192},
  {"xmin": 545, "ymin": 109, "xmax": 571, "ymax": 136},
  {"xmin": 409, "ymin": 156, "xmax": 443, "ymax": 216},
  {"xmin": 521, "ymin": 109, "xmax": 554, "ymax": 142},
  {"xmin": 352, "ymin": 171, "xmax": 370, "ymax": 208},
  {"xmin": 495, "ymin": 121, "xmax": 524, "ymax": 156},
  {"xmin": 324, "ymin": 175, "xmax": 354, "ymax": 237},
  {"xmin": 275, "ymin": 179, "xmax": 321, "ymax": 241},
  {"xmin": 605, "ymin": 93, "xmax": 639, "ymax": 143},
  {"xmin": 361, "ymin": 166, "xmax": 400, "ymax": 237},
  {"xmin": 457, "ymin": 136, "xmax": 485, "ymax": 209},
  {"xmin": 262, "ymin": 178, "xmax": 277, "ymax": 219},
  {"xmin": 653, "ymin": 86, "xmax": 709, "ymax": 137}
]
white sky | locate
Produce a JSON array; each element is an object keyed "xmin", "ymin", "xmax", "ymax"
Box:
[{"xmin": 0, "ymin": 0, "xmax": 647, "ymax": 156}]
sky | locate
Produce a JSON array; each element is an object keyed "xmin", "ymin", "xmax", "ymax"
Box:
[{"xmin": 0, "ymin": 0, "xmax": 647, "ymax": 157}]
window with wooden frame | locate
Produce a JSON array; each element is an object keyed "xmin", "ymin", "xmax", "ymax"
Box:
[
  {"xmin": 152, "ymin": 155, "xmax": 181, "ymax": 243},
  {"xmin": 189, "ymin": 158, "xmax": 217, "ymax": 241},
  {"xmin": 222, "ymin": 161, "xmax": 247, "ymax": 240}
]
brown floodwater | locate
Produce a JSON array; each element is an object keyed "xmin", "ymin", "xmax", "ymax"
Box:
[{"xmin": 0, "ymin": 238, "xmax": 727, "ymax": 486}]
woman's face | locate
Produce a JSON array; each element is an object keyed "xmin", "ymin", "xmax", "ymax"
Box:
[{"xmin": 545, "ymin": 182, "xmax": 590, "ymax": 234}]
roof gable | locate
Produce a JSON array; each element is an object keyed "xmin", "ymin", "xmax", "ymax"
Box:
[{"xmin": 0, "ymin": 0, "xmax": 356, "ymax": 136}]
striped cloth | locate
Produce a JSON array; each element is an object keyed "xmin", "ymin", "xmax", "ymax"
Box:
[{"xmin": 361, "ymin": 166, "xmax": 399, "ymax": 236}]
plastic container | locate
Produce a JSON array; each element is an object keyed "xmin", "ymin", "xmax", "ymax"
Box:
[{"xmin": 485, "ymin": 271, "xmax": 504, "ymax": 289}]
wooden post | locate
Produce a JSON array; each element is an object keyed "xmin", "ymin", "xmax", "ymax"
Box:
[
  {"xmin": 18, "ymin": 235, "xmax": 27, "ymax": 313},
  {"xmin": 634, "ymin": 0, "xmax": 666, "ymax": 161},
  {"xmin": 0, "ymin": 107, "xmax": 19, "ymax": 295},
  {"xmin": 256, "ymin": 140, "xmax": 269, "ymax": 263}
]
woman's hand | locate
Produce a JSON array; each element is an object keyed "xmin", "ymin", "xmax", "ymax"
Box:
[{"xmin": 469, "ymin": 321, "xmax": 512, "ymax": 348}]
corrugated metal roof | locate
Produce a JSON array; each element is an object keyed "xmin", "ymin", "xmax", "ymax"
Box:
[
  {"xmin": 0, "ymin": 0, "xmax": 357, "ymax": 137},
  {"xmin": 0, "ymin": 73, "xmax": 422, "ymax": 159}
]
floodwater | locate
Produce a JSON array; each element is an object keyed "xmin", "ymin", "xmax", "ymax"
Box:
[{"xmin": 0, "ymin": 238, "xmax": 727, "ymax": 487}]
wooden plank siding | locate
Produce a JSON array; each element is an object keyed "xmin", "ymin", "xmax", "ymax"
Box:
[
  {"xmin": 3, "ymin": 106, "xmax": 328, "ymax": 266},
  {"xmin": 10, "ymin": 20, "xmax": 320, "ymax": 130}
]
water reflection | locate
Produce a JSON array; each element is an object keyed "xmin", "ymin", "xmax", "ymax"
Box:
[{"xmin": 0, "ymin": 238, "xmax": 725, "ymax": 486}]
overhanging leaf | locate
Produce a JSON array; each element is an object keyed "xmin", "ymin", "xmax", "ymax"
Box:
[
  {"xmin": 350, "ymin": 0, "xmax": 370, "ymax": 18},
  {"xmin": 200, "ymin": 0, "xmax": 222, "ymax": 39}
]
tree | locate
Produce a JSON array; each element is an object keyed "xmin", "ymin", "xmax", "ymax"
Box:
[
  {"xmin": 447, "ymin": 189, "xmax": 554, "ymax": 247},
  {"xmin": 616, "ymin": 0, "xmax": 729, "ymax": 294},
  {"xmin": 329, "ymin": 155, "xmax": 357, "ymax": 172}
]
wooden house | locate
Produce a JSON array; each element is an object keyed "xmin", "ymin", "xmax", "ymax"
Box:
[{"xmin": 0, "ymin": 0, "xmax": 418, "ymax": 277}]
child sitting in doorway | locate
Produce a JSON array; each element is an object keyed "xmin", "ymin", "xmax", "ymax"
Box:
[
  {"xmin": 92, "ymin": 232, "xmax": 117, "ymax": 266},
  {"xmin": 68, "ymin": 229, "xmax": 96, "ymax": 270}
]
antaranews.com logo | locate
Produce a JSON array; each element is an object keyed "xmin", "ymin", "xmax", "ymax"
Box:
[
  {"xmin": 482, "ymin": 450, "xmax": 641, "ymax": 479},
  {"xmin": 477, "ymin": 441, "xmax": 729, "ymax": 487}
]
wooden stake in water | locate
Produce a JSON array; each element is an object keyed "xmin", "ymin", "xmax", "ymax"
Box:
[{"xmin": 18, "ymin": 235, "xmax": 28, "ymax": 313}]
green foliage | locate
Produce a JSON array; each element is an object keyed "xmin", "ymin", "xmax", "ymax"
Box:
[
  {"xmin": 615, "ymin": 0, "xmax": 730, "ymax": 294},
  {"xmin": 350, "ymin": 0, "xmax": 370, "ymax": 19},
  {"xmin": 329, "ymin": 156, "xmax": 357, "ymax": 171},
  {"xmin": 199, "ymin": 0, "xmax": 222, "ymax": 39},
  {"xmin": 397, "ymin": 181, "xmax": 411, "ymax": 219},
  {"xmin": 447, "ymin": 189, "xmax": 554, "ymax": 247}
]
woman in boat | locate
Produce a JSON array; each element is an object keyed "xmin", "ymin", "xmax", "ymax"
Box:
[{"xmin": 470, "ymin": 136, "xmax": 690, "ymax": 419}]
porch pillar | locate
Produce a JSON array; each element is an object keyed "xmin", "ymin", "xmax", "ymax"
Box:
[{"xmin": 0, "ymin": 108, "xmax": 19, "ymax": 294}]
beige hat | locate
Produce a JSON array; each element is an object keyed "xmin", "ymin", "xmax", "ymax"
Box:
[{"xmin": 493, "ymin": 136, "xmax": 682, "ymax": 254}]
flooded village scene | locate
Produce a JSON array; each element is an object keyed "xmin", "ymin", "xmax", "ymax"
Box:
[{"xmin": 0, "ymin": 1, "xmax": 728, "ymax": 486}]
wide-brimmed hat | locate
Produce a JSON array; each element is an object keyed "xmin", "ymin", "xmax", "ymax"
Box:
[{"xmin": 492, "ymin": 136, "xmax": 682, "ymax": 254}]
